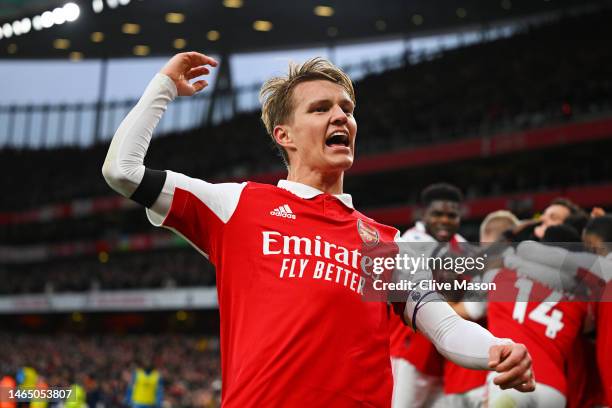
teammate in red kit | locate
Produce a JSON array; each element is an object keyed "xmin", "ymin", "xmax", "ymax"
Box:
[
  {"xmin": 103, "ymin": 52, "xmax": 534, "ymax": 407},
  {"xmin": 440, "ymin": 210, "xmax": 521, "ymax": 408},
  {"xmin": 487, "ymin": 228, "xmax": 591, "ymax": 407},
  {"xmin": 583, "ymin": 216, "xmax": 612, "ymax": 405},
  {"xmin": 391, "ymin": 183, "xmax": 466, "ymax": 408},
  {"xmin": 511, "ymin": 216, "xmax": 612, "ymax": 405},
  {"xmin": 486, "ymin": 267, "xmax": 586, "ymax": 407}
]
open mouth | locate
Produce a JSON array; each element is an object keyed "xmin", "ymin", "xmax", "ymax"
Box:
[{"xmin": 325, "ymin": 132, "xmax": 350, "ymax": 148}]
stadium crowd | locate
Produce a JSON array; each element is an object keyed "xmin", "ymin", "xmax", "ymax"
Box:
[
  {"xmin": 0, "ymin": 249, "xmax": 215, "ymax": 295},
  {"xmin": 356, "ymin": 8, "xmax": 612, "ymax": 151},
  {"xmin": 1, "ymin": 9, "xmax": 611, "ymax": 211},
  {"xmin": 0, "ymin": 334, "xmax": 221, "ymax": 407},
  {"xmin": 3, "ymin": 135, "xmax": 611, "ymax": 245}
]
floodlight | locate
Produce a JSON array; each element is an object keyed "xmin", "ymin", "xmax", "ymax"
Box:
[
  {"xmin": 64, "ymin": 3, "xmax": 81, "ymax": 22},
  {"xmin": 20, "ymin": 18, "xmax": 32, "ymax": 34},
  {"xmin": 92, "ymin": 0, "xmax": 104, "ymax": 13},
  {"xmin": 12, "ymin": 20, "xmax": 22, "ymax": 36},
  {"xmin": 41, "ymin": 11, "xmax": 55, "ymax": 28},
  {"xmin": 2, "ymin": 23, "xmax": 13, "ymax": 38},
  {"xmin": 32, "ymin": 15, "xmax": 43, "ymax": 30}
]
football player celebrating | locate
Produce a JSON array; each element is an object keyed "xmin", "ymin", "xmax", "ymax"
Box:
[
  {"xmin": 103, "ymin": 52, "xmax": 534, "ymax": 407},
  {"xmin": 489, "ymin": 226, "xmax": 595, "ymax": 407}
]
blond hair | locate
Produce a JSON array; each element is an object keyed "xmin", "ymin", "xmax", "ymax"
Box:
[
  {"xmin": 480, "ymin": 210, "xmax": 520, "ymax": 241},
  {"xmin": 259, "ymin": 57, "xmax": 355, "ymax": 167}
]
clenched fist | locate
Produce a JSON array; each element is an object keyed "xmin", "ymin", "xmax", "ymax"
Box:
[{"xmin": 489, "ymin": 341, "xmax": 536, "ymax": 392}]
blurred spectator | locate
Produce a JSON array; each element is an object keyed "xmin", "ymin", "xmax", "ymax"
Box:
[
  {"xmin": 0, "ymin": 334, "xmax": 221, "ymax": 408},
  {"xmin": 125, "ymin": 360, "xmax": 163, "ymax": 408},
  {"xmin": 0, "ymin": 375, "xmax": 16, "ymax": 408},
  {"xmin": 0, "ymin": 250, "xmax": 215, "ymax": 295}
]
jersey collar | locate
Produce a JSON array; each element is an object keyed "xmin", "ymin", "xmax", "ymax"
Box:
[{"xmin": 277, "ymin": 180, "xmax": 354, "ymax": 209}]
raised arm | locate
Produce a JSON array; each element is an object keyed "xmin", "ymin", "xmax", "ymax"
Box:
[{"xmin": 102, "ymin": 52, "xmax": 218, "ymax": 217}]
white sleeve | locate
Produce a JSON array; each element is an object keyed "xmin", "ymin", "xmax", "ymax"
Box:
[
  {"xmin": 575, "ymin": 254, "xmax": 612, "ymax": 282},
  {"xmin": 394, "ymin": 237, "xmax": 509, "ymax": 370},
  {"xmin": 503, "ymin": 252, "xmax": 571, "ymax": 291},
  {"xmin": 100, "ymin": 73, "xmax": 246, "ymax": 241},
  {"xmin": 405, "ymin": 299, "xmax": 510, "ymax": 369},
  {"xmin": 463, "ymin": 301, "xmax": 487, "ymax": 321},
  {"xmin": 101, "ymin": 73, "xmax": 177, "ymax": 217},
  {"xmin": 517, "ymin": 241, "xmax": 612, "ymax": 283}
]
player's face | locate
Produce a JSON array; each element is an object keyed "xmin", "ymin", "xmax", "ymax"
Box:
[
  {"xmin": 534, "ymin": 204, "xmax": 570, "ymax": 239},
  {"xmin": 424, "ymin": 201, "xmax": 460, "ymax": 242},
  {"xmin": 283, "ymin": 80, "xmax": 357, "ymax": 172}
]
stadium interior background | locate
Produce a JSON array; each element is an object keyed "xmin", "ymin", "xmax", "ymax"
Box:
[{"xmin": 1, "ymin": 0, "xmax": 611, "ymax": 406}]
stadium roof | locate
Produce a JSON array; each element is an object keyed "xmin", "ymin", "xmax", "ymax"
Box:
[{"xmin": 0, "ymin": 0, "xmax": 601, "ymax": 59}]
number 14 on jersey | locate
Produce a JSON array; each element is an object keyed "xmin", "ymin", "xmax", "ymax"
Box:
[{"xmin": 512, "ymin": 278, "xmax": 565, "ymax": 339}]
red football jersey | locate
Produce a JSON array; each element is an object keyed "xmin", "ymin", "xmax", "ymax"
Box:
[
  {"xmin": 487, "ymin": 268, "xmax": 588, "ymax": 395},
  {"xmin": 566, "ymin": 334, "xmax": 604, "ymax": 408},
  {"xmin": 597, "ymin": 282, "xmax": 612, "ymax": 405},
  {"xmin": 389, "ymin": 311, "xmax": 413, "ymax": 361},
  {"xmin": 443, "ymin": 359, "xmax": 487, "ymax": 395},
  {"xmin": 148, "ymin": 175, "xmax": 399, "ymax": 407},
  {"xmin": 394, "ymin": 224, "xmax": 466, "ymax": 378},
  {"xmin": 404, "ymin": 332, "xmax": 445, "ymax": 377}
]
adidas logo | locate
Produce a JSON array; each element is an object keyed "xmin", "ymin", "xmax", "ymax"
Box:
[{"xmin": 270, "ymin": 204, "xmax": 296, "ymax": 220}]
